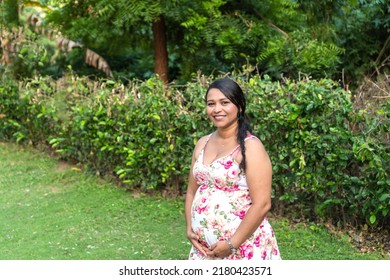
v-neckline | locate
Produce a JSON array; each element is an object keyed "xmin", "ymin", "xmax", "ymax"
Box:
[
  {"xmin": 201, "ymin": 148, "xmax": 231, "ymax": 167},
  {"xmin": 200, "ymin": 149, "xmax": 239, "ymax": 167},
  {"xmin": 199, "ymin": 133, "xmax": 256, "ymax": 167},
  {"xmin": 200, "ymin": 133, "xmax": 241, "ymax": 167}
]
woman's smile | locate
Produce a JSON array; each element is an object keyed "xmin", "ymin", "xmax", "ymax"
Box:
[{"xmin": 206, "ymin": 88, "xmax": 239, "ymax": 129}]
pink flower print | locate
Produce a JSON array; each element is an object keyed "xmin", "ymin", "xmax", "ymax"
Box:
[
  {"xmin": 228, "ymin": 254, "xmax": 241, "ymax": 260},
  {"xmin": 227, "ymin": 168, "xmax": 239, "ymax": 180},
  {"xmin": 199, "ymin": 184, "xmax": 208, "ymax": 193},
  {"xmin": 222, "ymin": 160, "xmax": 233, "ymax": 169},
  {"xmin": 261, "ymin": 250, "xmax": 267, "ymax": 260},
  {"xmin": 207, "ymin": 219, "xmax": 219, "ymax": 230},
  {"xmin": 214, "ymin": 177, "xmax": 226, "ymax": 189},
  {"xmin": 239, "ymin": 243, "xmax": 254, "ymax": 260},
  {"xmin": 233, "ymin": 210, "xmax": 246, "ymax": 220},
  {"xmin": 197, "ymin": 197, "xmax": 208, "ymax": 214},
  {"xmin": 195, "ymin": 171, "xmax": 208, "ymax": 185},
  {"xmin": 254, "ymin": 235, "xmax": 261, "ymax": 247}
]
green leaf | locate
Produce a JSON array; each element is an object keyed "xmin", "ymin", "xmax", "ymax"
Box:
[{"xmin": 379, "ymin": 193, "xmax": 389, "ymax": 202}]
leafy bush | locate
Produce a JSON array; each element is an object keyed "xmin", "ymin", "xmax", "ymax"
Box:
[
  {"xmin": 0, "ymin": 74, "xmax": 388, "ymax": 229},
  {"xmin": 245, "ymin": 76, "xmax": 389, "ymax": 227},
  {"xmin": 0, "ymin": 77, "xmax": 22, "ymax": 140},
  {"xmin": 247, "ymin": 77, "xmax": 354, "ymax": 217}
]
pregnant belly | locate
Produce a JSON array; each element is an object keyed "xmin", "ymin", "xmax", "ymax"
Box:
[
  {"xmin": 191, "ymin": 204, "xmax": 242, "ymax": 248},
  {"xmin": 191, "ymin": 187, "xmax": 250, "ymax": 247}
]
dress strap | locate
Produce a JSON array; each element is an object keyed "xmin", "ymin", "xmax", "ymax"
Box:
[
  {"xmin": 202, "ymin": 133, "xmax": 213, "ymax": 150},
  {"xmin": 229, "ymin": 135, "xmax": 257, "ymax": 155}
]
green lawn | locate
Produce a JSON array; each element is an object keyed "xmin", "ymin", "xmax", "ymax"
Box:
[{"xmin": 0, "ymin": 142, "xmax": 387, "ymax": 260}]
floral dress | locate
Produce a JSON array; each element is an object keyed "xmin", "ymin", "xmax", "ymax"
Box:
[{"xmin": 188, "ymin": 134, "xmax": 281, "ymax": 260}]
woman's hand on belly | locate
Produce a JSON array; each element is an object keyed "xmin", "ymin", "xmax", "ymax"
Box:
[
  {"xmin": 207, "ymin": 240, "xmax": 231, "ymax": 259},
  {"xmin": 187, "ymin": 229, "xmax": 212, "ymax": 257}
]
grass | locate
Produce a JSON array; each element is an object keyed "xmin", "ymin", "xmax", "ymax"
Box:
[{"xmin": 0, "ymin": 142, "xmax": 387, "ymax": 260}]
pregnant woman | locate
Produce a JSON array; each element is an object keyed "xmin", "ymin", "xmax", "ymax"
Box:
[{"xmin": 185, "ymin": 77, "xmax": 281, "ymax": 260}]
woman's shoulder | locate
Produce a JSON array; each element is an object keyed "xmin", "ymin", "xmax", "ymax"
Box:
[
  {"xmin": 196, "ymin": 133, "xmax": 212, "ymax": 146},
  {"xmin": 191, "ymin": 133, "xmax": 211, "ymax": 158},
  {"xmin": 245, "ymin": 135, "xmax": 269, "ymax": 157}
]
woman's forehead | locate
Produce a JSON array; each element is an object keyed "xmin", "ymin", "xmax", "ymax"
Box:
[{"xmin": 206, "ymin": 88, "xmax": 228, "ymax": 100}]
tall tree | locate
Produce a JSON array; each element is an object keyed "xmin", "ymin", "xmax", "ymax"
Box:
[
  {"xmin": 46, "ymin": 0, "xmax": 169, "ymax": 82},
  {"xmin": 152, "ymin": 15, "xmax": 168, "ymax": 84}
]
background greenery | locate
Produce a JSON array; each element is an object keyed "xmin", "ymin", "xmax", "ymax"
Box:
[
  {"xmin": 1, "ymin": 142, "xmax": 387, "ymax": 260},
  {"xmin": 0, "ymin": 0, "xmax": 388, "ymax": 87},
  {"xmin": 0, "ymin": 74, "xmax": 388, "ymax": 232},
  {"xmin": 0, "ymin": 0, "xmax": 389, "ymax": 259}
]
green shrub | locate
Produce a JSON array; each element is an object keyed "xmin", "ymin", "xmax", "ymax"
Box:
[
  {"xmin": 246, "ymin": 76, "xmax": 389, "ymax": 227},
  {"xmin": 0, "ymin": 77, "xmax": 27, "ymax": 141},
  {"xmin": 247, "ymin": 77, "xmax": 354, "ymax": 217}
]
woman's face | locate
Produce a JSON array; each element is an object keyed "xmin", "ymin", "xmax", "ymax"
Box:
[{"xmin": 206, "ymin": 88, "xmax": 239, "ymax": 129}]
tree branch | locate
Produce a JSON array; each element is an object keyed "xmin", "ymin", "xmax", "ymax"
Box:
[
  {"xmin": 253, "ymin": 10, "xmax": 289, "ymax": 39},
  {"xmin": 374, "ymin": 34, "xmax": 390, "ymax": 66}
]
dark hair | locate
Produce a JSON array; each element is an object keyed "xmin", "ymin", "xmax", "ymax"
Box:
[{"xmin": 206, "ymin": 78, "xmax": 253, "ymax": 173}]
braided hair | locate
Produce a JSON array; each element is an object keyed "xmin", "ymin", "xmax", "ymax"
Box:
[{"xmin": 206, "ymin": 78, "xmax": 253, "ymax": 173}]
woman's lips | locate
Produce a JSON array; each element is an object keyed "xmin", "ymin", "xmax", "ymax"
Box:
[{"xmin": 213, "ymin": 115, "xmax": 225, "ymax": 120}]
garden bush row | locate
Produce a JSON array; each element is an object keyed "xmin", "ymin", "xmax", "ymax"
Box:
[{"xmin": 0, "ymin": 74, "xmax": 388, "ymax": 229}]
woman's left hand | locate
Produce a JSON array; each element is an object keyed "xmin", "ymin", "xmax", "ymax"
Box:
[{"xmin": 207, "ymin": 240, "xmax": 231, "ymax": 259}]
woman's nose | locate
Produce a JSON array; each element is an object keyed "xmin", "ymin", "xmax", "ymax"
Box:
[{"xmin": 213, "ymin": 103, "xmax": 221, "ymax": 112}]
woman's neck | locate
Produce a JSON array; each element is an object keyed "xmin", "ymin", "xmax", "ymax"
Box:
[{"xmin": 215, "ymin": 125, "xmax": 237, "ymax": 141}]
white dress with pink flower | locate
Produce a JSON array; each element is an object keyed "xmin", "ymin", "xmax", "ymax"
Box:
[{"xmin": 189, "ymin": 134, "xmax": 281, "ymax": 260}]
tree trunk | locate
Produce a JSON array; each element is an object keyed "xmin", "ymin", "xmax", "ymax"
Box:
[{"xmin": 152, "ymin": 15, "xmax": 169, "ymax": 85}]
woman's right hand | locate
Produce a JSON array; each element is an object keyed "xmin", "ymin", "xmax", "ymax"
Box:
[{"xmin": 187, "ymin": 230, "xmax": 211, "ymax": 257}]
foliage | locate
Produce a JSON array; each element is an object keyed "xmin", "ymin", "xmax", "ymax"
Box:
[
  {"xmin": 245, "ymin": 75, "xmax": 389, "ymax": 228},
  {"xmin": 1, "ymin": 0, "xmax": 388, "ymax": 86},
  {"xmin": 333, "ymin": 0, "xmax": 390, "ymax": 87},
  {"xmin": 7, "ymin": 31, "xmax": 59, "ymax": 79},
  {"xmin": 0, "ymin": 77, "xmax": 22, "ymax": 140},
  {"xmin": 349, "ymin": 74, "xmax": 390, "ymax": 225},
  {"xmin": 1, "ymin": 0, "xmax": 19, "ymax": 28},
  {"xmin": 44, "ymin": 0, "xmax": 169, "ymax": 59},
  {"xmin": 258, "ymin": 30, "xmax": 344, "ymax": 79},
  {"xmin": 0, "ymin": 73, "xmax": 388, "ymax": 230},
  {"xmin": 175, "ymin": 0, "xmax": 311, "ymax": 80},
  {"xmin": 0, "ymin": 5, "xmax": 83, "ymax": 79}
]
